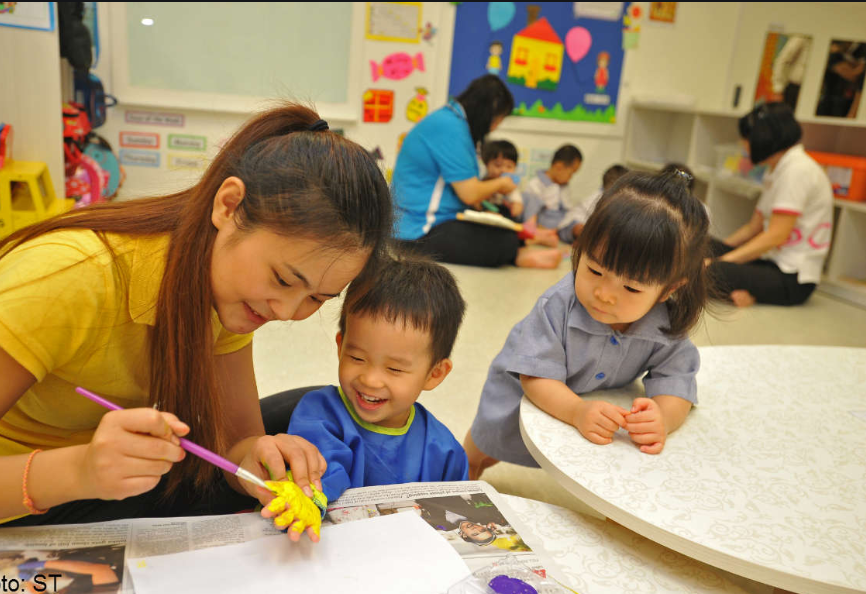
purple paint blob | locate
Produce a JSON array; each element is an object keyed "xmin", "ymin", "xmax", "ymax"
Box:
[{"xmin": 488, "ymin": 575, "xmax": 537, "ymax": 594}]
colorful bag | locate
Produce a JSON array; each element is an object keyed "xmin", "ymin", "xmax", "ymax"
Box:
[{"xmin": 74, "ymin": 71, "xmax": 117, "ymax": 129}]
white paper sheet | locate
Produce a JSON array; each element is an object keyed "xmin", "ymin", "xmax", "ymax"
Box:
[{"xmin": 127, "ymin": 512, "xmax": 470, "ymax": 594}]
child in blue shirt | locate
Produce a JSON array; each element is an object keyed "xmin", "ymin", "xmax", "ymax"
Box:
[
  {"xmin": 480, "ymin": 139, "xmax": 559, "ymax": 247},
  {"xmin": 464, "ymin": 169, "xmax": 711, "ymax": 478},
  {"xmin": 287, "ymin": 252, "xmax": 469, "ymax": 503}
]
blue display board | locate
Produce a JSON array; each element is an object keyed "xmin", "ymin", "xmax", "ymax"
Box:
[{"xmin": 448, "ymin": 2, "xmax": 627, "ymax": 123}]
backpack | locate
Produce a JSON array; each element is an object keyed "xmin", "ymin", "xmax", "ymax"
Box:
[{"xmin": 74, "ymin": 71, "xmax": 117, "ymax": 129}]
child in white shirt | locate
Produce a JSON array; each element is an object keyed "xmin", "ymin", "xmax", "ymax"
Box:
[{"xmin": 523, "ymin": 144, "xmax": 583, "ymax": 243}]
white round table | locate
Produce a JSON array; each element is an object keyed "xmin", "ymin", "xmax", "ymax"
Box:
[
  {"xmin": 501, "ymin": 495, "xmax": 754, "ymax": 594},
  {"xmin": 519, "ymin": 346, "xmax": 866, "ymax": 594}
]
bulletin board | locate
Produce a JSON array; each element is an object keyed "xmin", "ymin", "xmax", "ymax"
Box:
[{"xmin": 448, "ymin": 2, "xmax": 628, "ymax": 124}]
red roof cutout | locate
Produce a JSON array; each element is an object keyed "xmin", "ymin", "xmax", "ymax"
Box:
[{"xmin": 516, "ymin": 17, "xmax": 563, "ymax": 45}]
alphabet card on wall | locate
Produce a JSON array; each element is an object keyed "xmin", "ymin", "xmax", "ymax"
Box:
[{"xmin": 449, "ymin": 2, "xmax": 627, "ymax": 123}]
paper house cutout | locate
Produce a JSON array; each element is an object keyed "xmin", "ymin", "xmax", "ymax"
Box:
[{"xmin": 507, "ymin": 17, "xmax": 564, "ymax": 91}]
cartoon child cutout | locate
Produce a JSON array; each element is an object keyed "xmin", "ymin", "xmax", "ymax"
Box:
[
  {"xmin": 595, "ymin": 51, "xmax": 610, "ymax": 93},
  {"xmin": 487, "ymin": 41, "xmax": 504, "ymax": 75}
]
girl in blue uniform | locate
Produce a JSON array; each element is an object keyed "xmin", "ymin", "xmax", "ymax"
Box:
[{"xmin": 464, "ymin": 170, "xmax": 711, "ymax": 478}]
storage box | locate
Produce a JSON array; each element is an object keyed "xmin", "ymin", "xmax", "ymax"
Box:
[{"xmin": 806, "ymin": 151, "xmax": 866, "ymax": 202}]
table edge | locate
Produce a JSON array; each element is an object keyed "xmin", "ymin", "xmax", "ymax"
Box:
[{"xmin": 518, "ymin": 398, "xmax": 864, "ymax": 594}]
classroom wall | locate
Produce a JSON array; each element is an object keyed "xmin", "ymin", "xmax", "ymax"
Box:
[
  {"xmin": 0, "ymin": 9, "xmax": 64, "ymax": 199},
  {"xmin": 726, "ymin": 2, "xmax": 866, "ymax": 119},
  {"xmin": 12, "ymin": 3, "xmax": 866, "ymax": 209},
  {"xmin": 98, "ymin": 2, "xmax": 747, "ymax": 205}
]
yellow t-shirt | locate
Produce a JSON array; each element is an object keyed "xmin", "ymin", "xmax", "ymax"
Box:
[{"xmin": 0, "ymin": 230, "xmax": 253, "ymax": 457}]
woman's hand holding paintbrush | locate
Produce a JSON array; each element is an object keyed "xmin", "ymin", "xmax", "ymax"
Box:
[{"xmin": 75, "ymin": 387, "xmax": 326, "ymax": 542}]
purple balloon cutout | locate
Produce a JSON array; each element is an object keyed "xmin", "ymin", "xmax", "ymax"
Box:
[{"xmin": 565, "ymin": 27, "xmax": 592, "ymax": 63}]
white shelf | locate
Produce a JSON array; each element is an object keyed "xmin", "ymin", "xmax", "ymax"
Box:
[
  {"xmin": 625, "ymin": 159, "xmax": 664, "ymax": 172},
  {"xmin": 692, "ymin": 165, "xmax": 713, "ymax": 183},
  {"xmin": 819, "ymin": 276, "xmax": 866, "ymax": 306},
  {"xmin": 624, "ymin": 103, "xmax": 866, "ymax": 309},
  {"xmin": 631, "ymin": 100, "xmax": 866, "ymax": 128},
  {"xmin": 711, "ymin": 173, "xmax": 762, "ymax": 199},
  {"xmin": 835, "ymin": 198, "xmax": 866, "ymax": 214}
]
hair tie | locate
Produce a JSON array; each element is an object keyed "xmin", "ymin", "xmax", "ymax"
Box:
[
  {"xmin": 675, "ymin": 169, "xmax": 694, "ymax": 184},
  {"xmin": 308, "ymin": 119, "xmax": 329, "ymax": 132}
]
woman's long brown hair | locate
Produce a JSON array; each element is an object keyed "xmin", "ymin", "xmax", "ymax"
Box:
[{"xmin": 0, "ymin": 104, "xmax": 393, "ymax": 495}]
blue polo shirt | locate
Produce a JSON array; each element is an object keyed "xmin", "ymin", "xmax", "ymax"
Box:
[
  {"xmin": 392, "ymin": 99, "xmax": 479, "ymax": 240},
  {"xmin": 470, "ymin": 272, "xmax": 700, "ymax": 467}
]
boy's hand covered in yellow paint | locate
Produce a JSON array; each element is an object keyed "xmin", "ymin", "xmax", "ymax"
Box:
[{"xmin": 262, "ymin": 471, "xmax": 328, "ymax": 543}]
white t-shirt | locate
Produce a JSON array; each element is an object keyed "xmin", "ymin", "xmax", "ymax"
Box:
[
  {"xmin": 756, "ymin": 144, "xmax": 834, "ymax": 284},
  {"xmin": 556, "ymin": 189, "xmax": 602, "ymax": 230}
]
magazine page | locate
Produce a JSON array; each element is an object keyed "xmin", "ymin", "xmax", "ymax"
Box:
[
  {"xmin": 1, "ymin": 481, "xmax": 568, "ymax": 593},
  {"xmin": 0, "ymin": 513, "xmax": 282, "ymax": 593},
  {"xmin": 325, "ymin": 480, "xmax": 568, "ymax": 585},
  {"xmin": 0, "ymin": 522, "xmax": 132, "ymax": 594}
]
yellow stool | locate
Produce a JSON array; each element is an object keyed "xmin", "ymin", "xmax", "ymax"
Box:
[{"xmin": 0, "ymin": 159, "xmax": 74, "ymax": 239}]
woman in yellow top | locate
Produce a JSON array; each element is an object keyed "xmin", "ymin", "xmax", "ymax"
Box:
[{"xmin": 0, "ymin": 104, "xmax": 392, "ymax": 533}]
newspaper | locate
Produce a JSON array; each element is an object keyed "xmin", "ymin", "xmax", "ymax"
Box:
[{"xmin": 0, "ymin": 481, "xmax": 567, "ymax": 593}]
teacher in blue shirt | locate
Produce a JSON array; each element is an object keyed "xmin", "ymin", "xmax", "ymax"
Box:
[{"xmin": 392, "ymin": 75, "xmax": 562, "ymax": 268}]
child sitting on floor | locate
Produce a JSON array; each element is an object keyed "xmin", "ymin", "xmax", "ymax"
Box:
[
  {"xmin": 558, "ymin": 163, "xmax": 629, "ymax": 240},
  {"xmin": 523, "ymin": 144, "xmax": 583, "ymax": 244},
  {"xmin": 481, "ymin": 139, "xmax": 524, "ymax": 220},
  {"xmin": 286, "ymin": 251, "xmax": 469, "ymax": 503},
  {"xmin": 481, "ymin": 139, "xmax": 558, "ymax": 247}
]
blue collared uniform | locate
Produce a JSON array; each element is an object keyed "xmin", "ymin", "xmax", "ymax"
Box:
[
  {"xmin": 470, "ymin": 272, "xmax": 700, "ymax": 467},
  {"xmin": 392, "ymin": 99, "xmax": 478, "ymax": 240},
  {"xmin": 288, "ymin": 386, "xmax": 469, "ymax": 502},
  {"xmin": 523, "ymin": 170, "xmax": 577, "ymax": 243}
]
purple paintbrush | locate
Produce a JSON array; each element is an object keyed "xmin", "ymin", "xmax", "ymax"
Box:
[{"xmin": 75, "ymin": 387, "xmax": 274, "ymax": 493}]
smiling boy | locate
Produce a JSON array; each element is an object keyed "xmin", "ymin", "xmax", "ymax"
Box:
[{"xmin": 285, "ymin": 252, "xmax": 469, "ymax": 503}]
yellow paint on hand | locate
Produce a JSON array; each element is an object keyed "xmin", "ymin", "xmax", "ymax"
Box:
[{"xmin": 265, "ymin": 479, "xmax": 324, "ymax": 537}]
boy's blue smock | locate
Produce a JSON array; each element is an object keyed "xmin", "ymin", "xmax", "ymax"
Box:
[
  {"xmin": 288, "ymin": 386, "xmax": 469, "ymax": 502},
  {"xmin": 392, "ymin": 99, "xmax": 478, "ymax": 240}
]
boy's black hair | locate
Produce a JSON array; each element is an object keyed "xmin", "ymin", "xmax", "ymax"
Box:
[
  {"xmin": 552, "ymin": 144, "xmax": 583, "ymax": 166},
  {"xmin": 602, "ymin": 164, "xmax": 629, "ymax": 190},
  {"xmin": 660, "ymin": 162, "xmax": 695, "ymax": 191},
  {"xmin": 573, "ymin": 170, "xmax": 711, "ymax": 337},
  {"xmin": 339, "ymin": 249, "xmax": 466, "ymax": 364},
  {"xmin": 456, "ymin": 75, "xmax": 515, "ymax": 149},
  {"xmin": 489, "ymin": 41, "xmax": 503, "ymax": 49},
  {"xmin": 481, "ymin": 139, "xmax": 519, "ymax": 165},
  {"xmin": 738, "ymin": 102, "xmax": 802, "ymax": 165}
]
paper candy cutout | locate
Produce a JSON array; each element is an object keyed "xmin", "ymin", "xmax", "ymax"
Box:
[
  {"xmin": 406, "ymin": 87, "xmax": 429, "ymax": 122},
  {"xmin": 370, "ymin": 52, "xmax": 425, "ymax": 82}
]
